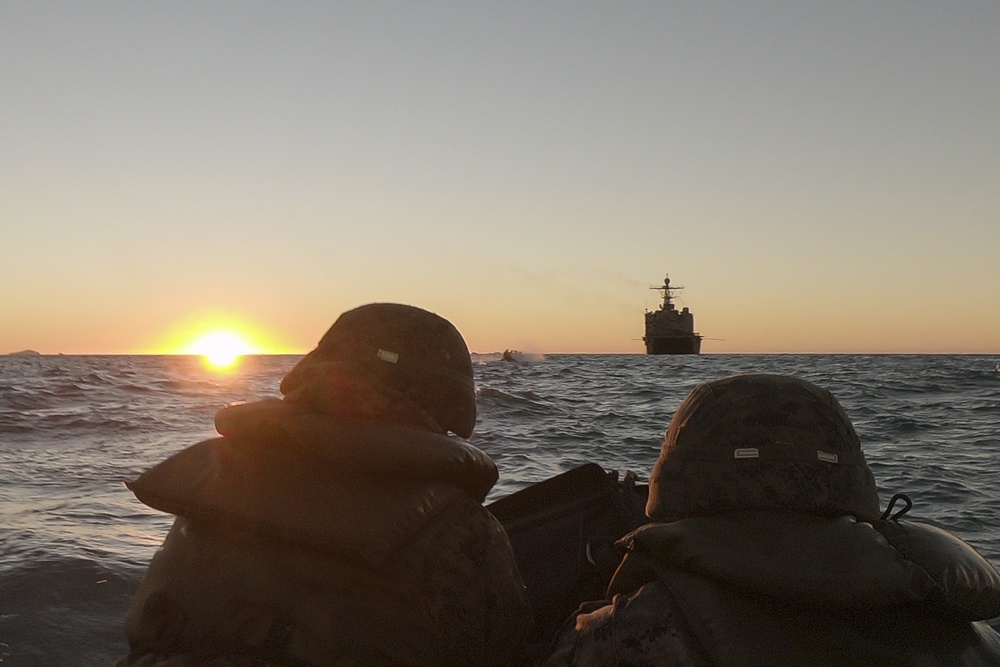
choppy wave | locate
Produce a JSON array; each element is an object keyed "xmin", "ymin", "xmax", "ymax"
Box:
[
  {"xmin": 1, "ymin": 555, "xmax": 137, "ymax": 666},
  {"xmin": 1, "ymin": 353, "xmax": 999, "ymax": 664}
]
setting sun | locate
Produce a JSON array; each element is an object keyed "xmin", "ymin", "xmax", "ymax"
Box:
[
  {"xmin": 144, "ymin": 311, "xmax": 302, "ymax": 361},
  {"xmin": 189, "ymin": 331, "xmax": 254, "ymax": 369}
]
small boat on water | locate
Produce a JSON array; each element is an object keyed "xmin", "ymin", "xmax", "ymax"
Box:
[
  {"xmin": 643, "ymin": 274, "xmax": 702, "ymax": 355},
  {"xmin": 500, "ymin": 350, "xmax": 546, "ymax": 363}
]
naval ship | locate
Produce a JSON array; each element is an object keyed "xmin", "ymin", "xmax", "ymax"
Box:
[{"xmin": 643, "ymin": 274, "xmax": 703, "ymax": 354}]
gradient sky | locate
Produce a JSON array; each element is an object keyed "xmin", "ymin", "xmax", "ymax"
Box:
[{"xmin": 3, "ymin": 2, "xmax": 998, "ymax": 355}]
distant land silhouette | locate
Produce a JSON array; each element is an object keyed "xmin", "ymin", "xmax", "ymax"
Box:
[{"xmin": 7, "ymin": 350, "xmax": 41, "ymax": 356}]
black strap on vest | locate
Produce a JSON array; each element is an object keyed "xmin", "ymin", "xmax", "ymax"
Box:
[{"xmin": 879, "ymin": 493, "xmax": 913, "ymax": 521}]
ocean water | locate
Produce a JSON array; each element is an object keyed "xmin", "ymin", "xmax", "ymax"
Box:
[{"xmin": 2, "ymin": 353, "xmax": 999, "ymax": 665}]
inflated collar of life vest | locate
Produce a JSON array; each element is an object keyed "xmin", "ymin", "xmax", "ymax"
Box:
[
  {"xmin": 214, "ymin": 397, "xmax": 498, "ymax": 500},
  {"xmin": 125, "ymin": 398, "xmax": 499, "ymax": 565},
  {"xmin": 612, "ymin": 511, "xmax": 1000, "ymax": 621}
]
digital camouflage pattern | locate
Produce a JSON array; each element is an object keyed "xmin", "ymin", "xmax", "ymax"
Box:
[
  {"xmin": 118, "ymin": 304, "xmax": 528, "ymax": 666},
  {"xmin": 544, "ymin": 512, "xmax": 1000, "ymax": 667},
  {"xmin": 647, "ymin": 373, "xmax": 881, "ymax": 522},
  {"xmin": 118, "ymin": 492, "xmax": 530, "ymax": 667},
  {"xmin": 280, "ymin": 303, "xmax": 477, "ymax": 439},
  {"xmin": 544, "ymin": 374, "xmax": 1000, "ymax": 666},
  {"xmin": 544, "ymin": 582, "xmax": 707, "ymax": 667}
]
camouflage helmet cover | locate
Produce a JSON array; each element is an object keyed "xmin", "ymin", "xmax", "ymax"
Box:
[
  {"xmin": 280, "ymin": 303, "xmax": 477, "ymax": 438},
  {"xmin": 646, "ymin": 374, "xmax": 880, "ymax": 522}
]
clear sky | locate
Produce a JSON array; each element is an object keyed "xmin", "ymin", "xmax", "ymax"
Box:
[{"xmin": 3, "ymin": 2, "xmax": 998, "ymax": 355}]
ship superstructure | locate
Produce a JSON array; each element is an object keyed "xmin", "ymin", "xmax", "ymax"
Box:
[{"xmin": 643, "ymin": 274, "xmax": 702, "ymax": 355}]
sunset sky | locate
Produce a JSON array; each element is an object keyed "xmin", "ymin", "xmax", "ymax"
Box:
[{"xmin": 3, "ymin": 3, "xmax": 998, "ymax": 355}]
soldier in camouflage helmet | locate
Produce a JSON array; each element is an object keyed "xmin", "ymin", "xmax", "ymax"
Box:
[
  {"xmin": 545, "ymin": 374, "xmax": 1000, "ymax": 666},
  {"xmin": 645, "ymin": 372, "xmax": 881, "ymax": 522},
  {"xmin": 118, "ymin": 304, "xmax": 531, "ymax": 666}
]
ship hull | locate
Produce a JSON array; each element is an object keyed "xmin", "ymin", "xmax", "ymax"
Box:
[{"xmin": 643, "ymin": 336, "xmax": 702, "ymax": 355}]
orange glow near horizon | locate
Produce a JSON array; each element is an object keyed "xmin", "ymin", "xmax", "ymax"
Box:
[
  {"xmin": 149, "ymin": 312, "xmax": 300, "ymax": 365},
  {"xmin": 188, "ymin": 330, "xmax": 254, "ymax": 369}
]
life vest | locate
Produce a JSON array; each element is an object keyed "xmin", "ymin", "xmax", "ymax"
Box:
[
  {"xmin": 122, "ymin": 399, "xmax": 515, "ymax": 665},
  {"xmin": 609, "ymin": 511, "xmax": 1000, "ymax": 666}
]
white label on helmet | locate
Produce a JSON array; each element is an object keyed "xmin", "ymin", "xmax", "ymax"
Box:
[
  {"xmin": 377, "ymin": 349, "xmax": 399, "ymax": 364},
  {"xmin": 733, "ymin": 448, "xmax": 760, "ymax": 459},
  {"xmin": 817, "ymin": 451, "xmax": 839, "ymax": 463}
]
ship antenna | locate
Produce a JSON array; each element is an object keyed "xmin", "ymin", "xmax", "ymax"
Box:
[{"xmin": 651, "ymin": 274, "xmax": 684, "ymax": 311}]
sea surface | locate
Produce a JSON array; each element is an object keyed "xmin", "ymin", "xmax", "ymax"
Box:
[{"xmin": 2, "ymin": 353, "xmax": 999, "ymax": 665}]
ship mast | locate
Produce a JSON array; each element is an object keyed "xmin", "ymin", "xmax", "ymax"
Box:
[{"xmin": 651, "ymin": 274, "xmax": 685, "ymax": 312}]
